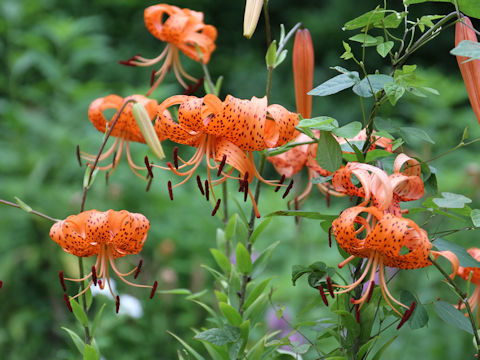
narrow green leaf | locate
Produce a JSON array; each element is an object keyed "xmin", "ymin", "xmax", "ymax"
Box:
[
  {"xmin": 267, "ymin": 210, "xmax": 337, "ymax": 221},
  {"xmin": 236, "ymin": 243, "xmax": 252, "ymax": 275},
  {"xmin": 61, "ymin": 327, "xmax": 85, "ymax": 355},
  {"xmin": 265, "ymin": 40, "xmax": 277, "ymax": 68},
  {"xmin": 84, "ymin": 345, "xmax": 100, "ymax": 360},
  {"xmin": 69, "ymin": 297, "xmax": 89, "ymax": 327},
  {"xmin": 91, "ymin": 303, "xmax": 106, "ymax": 337},
  {"xmin": 317, "ymin": 131, "xmax": 342, "ymax": 172},
  {"xmin": 251, "ymin": 241, "xmax": 280, "ymax": 278},
  {"xmin": 356, "ymin": 336, "xmax": 379, "ymax": 360},
  {"xmin": 194, "ymin": 327, "xmax": 241, "ymax": 346},
  {"xmin": 311, "ymin": 175, "xmax": 334, "ymax": 184},
  {"xmin": 433, "ymin": 238, "xmax": 480, "ymax": 268},
  {"xmin": 219, "ymin": 302, "xmax": 243, "ymax": 326},
  {"xmin": 297, "ymin": 116, "xmax": 337, "ymax": 130},
  {"xmin": 210, "ymin": 249, "xmax": 231, "ymax": 274},
  {"xmin": 400, "ymin": 291, "xmax": 429, "ymax": 330},
  {"xmin": 349, "ymin": 34, "xmax": 381, "ymax": 46},
  {"xmin": 365, "ymin": 149, "xmax": 394, "ymax": 163},
  {"xmin": 225, "ymin": 214, "xmax": 238, "ymax": 240},
  {"xmin": 156, "ymin": 288, "xmax": 192, "ymax": 295},
  {"xmin": 371, "ymin": 336, "xmax": 398, "ymax": 360},
  {"xmin": 309, "ymin": 73, "xmax": 360, "ymax": 96},
  {"xmin": 14, "ymin": 196, "xmax": 32, "ymax": 213},
  {"xmin": 333, "ymin": 310, "xmax": 360, "ymax": 337},
  {"xmin": 434, "ymin": 301, "xmax": 474, "ymax": 334},
  {"xmin": 451, "ymin": 40, "xmax": 480, "ymax": 61},
  {"xmin": 168, "ymin": 331, "xmax": 206, "ymax": 360},
  {"xmin": 332, "ymin": 121, "xmax": 362, "ymax": 138},
  {"xmin": 378, "ymin": 12, "xmax": 406, "ymax": 28},
  {"xmin": 243, "ymin": 278, "xmax": 271, "ymax": 310},
  {"xmin": 399, "ymin": 127, "xmax": 435, "ymax": 144},
  {"xmin": 275, "ymin": 49, "xmax": 288, "ymax": 68},
  {"xmin": 215, "ymin": 76, "xmax": 224, "ymax": 96},
  {"xmin": 249, "ymin": 217, "xmax": 272, "ymax": 245},
  {"xmin": 344, "ymin": 9, "xmax": 385, "ymax": 30}
]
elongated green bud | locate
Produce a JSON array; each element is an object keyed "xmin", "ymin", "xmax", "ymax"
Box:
[{"xmin": 132, "ymin": 103, "xmax": 165, "ymax": 160}]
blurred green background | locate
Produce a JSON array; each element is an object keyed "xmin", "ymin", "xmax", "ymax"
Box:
[{"xmin": 1, "ymin": 0, "xmax": 480, "ymax": 358}]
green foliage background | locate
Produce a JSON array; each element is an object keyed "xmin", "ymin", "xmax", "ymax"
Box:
[{"xmin": 1, "ymin": 0, "xmax": 480, "ymax": 358}]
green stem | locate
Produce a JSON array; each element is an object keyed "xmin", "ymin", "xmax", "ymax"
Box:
[
  {"xmin": 263, "ymin": 0, "xmax": 271, "ymax": 46},
  {"xmin": 0, "ymin": 199, "xmax": 59, "ymax": 222},
  {"xmin": 201, "ymin": 62, "xmax": 216, "ymax": 95},
  {"xmin": 429, "ymin": 255, "xmax": 480, "ymax": 355}
]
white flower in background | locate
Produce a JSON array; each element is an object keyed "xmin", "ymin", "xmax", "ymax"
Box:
[{"xmin": 90, "ymin": 279, "xmax": 143, "ymax": 318}]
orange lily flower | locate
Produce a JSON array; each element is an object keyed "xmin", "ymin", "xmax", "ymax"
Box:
[
  {"xmin": 457, "ymin": 248, "xmax": 480, "ymax": 321},
  {"xmin": 293, "ymin": 28, "xmax": 314, "ymax": 120},
  {"xmin": 153, "ymin": 94, "xmax": 298, "ymax": 216},
  {"xmin": 455, "ymin": 16, "xmax": 480, "ymax": 123},
  {"xmin": 50, "ymin": 210, "xmax": 157, "ymax": 301},
  {"xmin": 332, "ymin": 153, "xmax": 423, "ymax": 215},
  {"xmin": 331, "ymin": 206, "xmax": 457, "ymax": 315},
  {"xmin": 121, "ymin": 4, "xmax": 217, "ymax": 95},
  {"xmin": 81, "ymin": 94, "xmax": 164, "ymax": 179}
]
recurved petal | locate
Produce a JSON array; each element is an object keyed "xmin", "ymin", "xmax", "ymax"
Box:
[
  {"xmin": 265, "ymin": 104, "xmax": 299, "ymax": 148},
  {"xmin": 267, "ymin": 133, "xmax": 310, "ymax": 178},
  {"xmin": 144, "ymin": 4, "xmax": 181, "ymax": 42},
  {"xmin": 389, "ymin": 173, "xmax": 424, "ymax": 202},
  {"xmin": 109, "ymin": 210, "xmax": 150, "ymax": 258},
  {"xmin": 215, "ymin": 137, "xmax": 256, "ymax": 182},
  {"xmin": 457, "ymin": 247, "xmax": 480, "ymax": 283},
  {"xmin": 393, "ymin": 153, "xmax": 421, "ymax": 177}
]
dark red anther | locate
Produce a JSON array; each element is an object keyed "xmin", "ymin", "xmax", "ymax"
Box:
[
  {"xmin": 217, "ymin": 155, "xmax": 227, "ymax": 177},
  {"xmin": 326, "ymin": 276, "xmax": 335, "ymax": 298},
  {"xmin": 328, "ymin": 226, "xmax": 332, "ymax": 248},
  {"xmin": 144, "ymin": 156, "xmax": 154, "ymax": 179},
  {"xmin": 149, "ymin": 69, "xmax": 155, "ymax": 87},
  {"xmin": 184, "ymin": 77, "xmax": 204, "ymax": 96},
  {"xmin": 355, "ymin": 304, "xmax": 360, "ymax": 323},
  {"xmin": 274, "ymin": 175, "xmax": 286, "ymax": 192},
  {"xmin": 205, "ymin": 180, "xmax": 210, "ymax": 201},
  {"xmin": 397, "ymin": 301, "xmax": 416, "ymax": 330},
  {"xmin": 146, "ymin": 177, "xmax": 153, "ymax": 192},
  {"xmin": 457, "ymin": 299, "xmax": 463, "ymax": 310},
  {"xmin": 63, "ymin": 294, "xmax": 72, "ymax": 312},
  {"xmin": 294, "ymin": 197, "xmax": 299, "ymax": 210},
  {"xmin": 118, "ymin": 54, "xmax": 140, "ymax": 66},
  {"xmin": 91, "ymin": 266, "xmax": 97, "ymax": 286},
  {"xmin": 115, "ymin": 295, "xmax": 120, "ymax": 313},
  {"xmin": 112, "ymin": 151, "xmax": 117, "ymax": 169},
  {"xmin": 212, "ymin": 199, "xmax": 221, "ymax": 216},
  {"xmin": 76, "ymin": 145, "xmax": 82, "ymax": 167},
  {"xmin": 318, "ymin": 286, "xmax": 329, "ymax": 306},
  {"xmin": 59, "ymin": 270, "xmax": 67, "ymax": 292},
  {"xmin": 134, "ymin": 259, "xmax": 143, "ymax": 279},
  {"xmin": 326, "ymin": 191, "xmax": 331, "ymax": 208},
  {"xmin": 282, "ymin": 180, "xmax": 294, "ymax": 199},
  {"xmin": 105, "ymin": 172, "xmax": 110, "ymax": 185},
  {"xmin": 173, "ymin": 146, "xmax": 179, "ymax": 169},
  {"xmin": 168, "ymin": 181, "xmax": 173, "ymax": 200},
  {"xmin": 196, "ymin": 175, "xmax": 205, "ymax": 195},
  {"xmin": 366, "ymin": 281, "xmax": 375, "ymax": 303},
  {"xmin": 0, "ymin": 281, "xmax": 3, "ymax": 289},
  {"xmin": 238, "ymin": 178, "xmax": 244, "ymax": 192},
  {"xmin": 243, "ymin": 180, "xmax": 249, "ymax": 202},
  {"xmin": 150, "ymin": 280, "xmax": 158, "ymax": 299},
  {"xmin": 98, "ymin": 279, "xmax": 102, "ymax": 288}
]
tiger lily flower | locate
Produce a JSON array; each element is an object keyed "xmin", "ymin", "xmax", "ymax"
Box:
[
  {"xmin": 81, "ymin": 94, "xmax": 164, "ymax": 179},
  {"xmin": 50, "ymin": 210, "xmax": 158, "ymax": 302},
  {"xmin": 153, "ymin": 94, "xmax": 298, "ymax": 217},
  {"xmin": 457, "ymin": 248, "xmax": 480, "ymax": 321},
  {"xmin": 293, "ymin": 28, "xmax": 314, "ymax": 120},
  {"xmin": 121, "ymin": 4, "xmax": 217, "ymax": 95},
  {"xmin": 455, "ymin": 16, "xmax": 480, "ymax": 124},
  {"xmin": 331, "ymin": 206, "xmax": 456, "ymax": 315}
]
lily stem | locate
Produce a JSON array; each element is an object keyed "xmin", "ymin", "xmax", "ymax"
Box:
[
  {"xmin": 429, "ymin": 255, "xmax": 480, "ymax": 355},
  {"xmin": 0, "ymin": 199, "xmax": 59, "ymax": 222}
]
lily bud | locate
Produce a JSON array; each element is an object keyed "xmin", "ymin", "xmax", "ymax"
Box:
[
  {"xmin": 132, "ymin": 103, "xmax": 165, "ymax": 160},
  {"xmin": 293, "ymin": 28, "xmax": 314, "ymax": 119},
  {"xmin": 455, "ymin": 16, "xmax": 480, "ymax": 124},
  {"xmin": 243, "ymin": 0, "xmax": 263, "ymax": 39}
]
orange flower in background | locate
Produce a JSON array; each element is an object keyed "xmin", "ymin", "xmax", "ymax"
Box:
[
  {"xmin": 81, "ymin": 94, "xmax": 164, "ymax": 178},
  {"xmin": 121, "ymin": 4, "xmax": 217, "ymax": 95},
  {"xmin": 293, "ymin": 28, "xmax": 314, "ymax": 119},
  {"xmin": 50, "ymin": 210, "xmax": 157, "ymax": 301},
  {"xmin": 153, "ymin": 94, "xmax": 298, "ymax": 217},
  {"xmin": 457, "ymin": 248, "xmax": 480, "ymax": 321},
  {"xmin": 455, "ymin": 16, "xmax": 480, "ymax": 124}
]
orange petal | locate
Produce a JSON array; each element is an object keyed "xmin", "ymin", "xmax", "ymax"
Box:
[
  {"xmin": 267, "ymin": 133, "xmax": 310, "ymax": 177},
  {"xmin": 109, "ymin": 210, "xmax": 150, "ymax": 258},
  {"xmin": 457, "ymin": 247, "xmax": 480, "ymax": 283},
  {"xmin": 431, "ymin": 250, "xmax": 459, "ymax": 279},
  {"xmin": 214, "ymin": 137, "xmax": 256, "ymax": 181},
  {"xmin": 266, "ymin": 104, "xmax": 299, "ymax": 148},
  {"xmin": 455, "ymin": 16, "xmax": 480, "ymax": 123}
]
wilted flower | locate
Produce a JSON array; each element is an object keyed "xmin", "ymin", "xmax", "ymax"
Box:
[
  {"xmin": 121, "ymin": 4, "xmax": 217, "ymax": 95},
  {"xmin": 455, "ymin": 16, "xmax": 480, "ymax": 123},
  {"xmin": 50, "ymin": 210, "xmax": 157, "ymax": 302},
  {"xmin": 153, "ymin": 94, "xmax": 298, "ymax": 216},
  {"xmin": 81, "ymin": 94, "xmax": 165, "ymax": 179}
]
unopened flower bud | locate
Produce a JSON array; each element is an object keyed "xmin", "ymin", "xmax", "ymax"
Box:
[
  {"xmin": 243, "ymin": 0, "xmax": 263, "ymax": 39},
  {"xmin": 293, "ymin": 28, "xmax": 314, "ymax": 119},
  {"xmin": 132, "ymin": 103, "xmax": 165, "ymax": 160}
]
